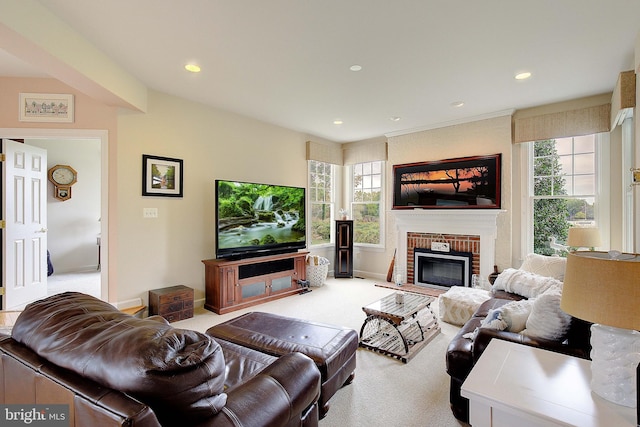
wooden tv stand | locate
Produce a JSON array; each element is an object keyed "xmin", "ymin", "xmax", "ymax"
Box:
[{"xmin": 202, "ymin": 251, "xmax": 308, "ymax": 314}]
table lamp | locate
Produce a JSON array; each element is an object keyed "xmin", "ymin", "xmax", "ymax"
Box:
[
  {"xmin": 566, "ymin": 227, "xmax": 600, "ymax": 251},
  {"xmin": 560, "ymin": 251, "xmax": 640, "ymax": 408}
]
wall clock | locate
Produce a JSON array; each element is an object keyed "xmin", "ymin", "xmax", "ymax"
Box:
[{"xmin": 47, "ymin": 164, "xmax": 77, "ymax": 201}]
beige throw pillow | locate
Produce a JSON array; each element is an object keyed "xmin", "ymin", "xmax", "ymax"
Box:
[{"xmin": 519, "ymin": 253, "xmax": 567, "ymax": 281}]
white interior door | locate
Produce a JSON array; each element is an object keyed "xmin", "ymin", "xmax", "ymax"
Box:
[{"xmin": 2, "ymin": 139, "xmax": 48, "ymax": 310}]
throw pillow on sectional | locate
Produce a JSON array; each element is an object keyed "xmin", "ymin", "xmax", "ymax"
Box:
[
  {"xmin": 478, "ymin": 299, "xmax": 534, "ymax": 333},
  {"xmin": 523, "ymin": 288, "xmax": 572, "ymax": 340},
  {"xmin": 492, "ymin": 268, "xmax": 562, "ymax": 298},
  {"xmin": 519, "ymin": 253, "xmax": 567, "ymax": 281}
]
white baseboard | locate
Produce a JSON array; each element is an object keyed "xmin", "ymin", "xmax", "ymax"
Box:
[{"xmin": 113, "ymin": 297, "xmax": 143, "ymax": 310}]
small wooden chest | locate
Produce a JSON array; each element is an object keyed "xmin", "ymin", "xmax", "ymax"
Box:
[{"xmin": 149, "ymin": 285, "xmax": 194, "ymax": 322}]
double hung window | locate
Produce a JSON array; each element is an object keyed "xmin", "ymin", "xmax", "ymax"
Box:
[
  {"xmin": 351, "ymin": 161, "xmax": 383, "ymax": 246},
  {"xmin": 308, "ymin": 160, "xmax": 335, "ymax": 245},
  {"xmin": 528, "ymin": 135, "xmax": 601, "ymax": 255}
]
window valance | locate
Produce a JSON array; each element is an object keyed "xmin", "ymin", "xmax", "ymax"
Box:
[
  {"xmin": 306, "ymin": 140, "xmax": 343, "ymax": 165},
  {"xmin": 343, "ymin": 141, "xmax": 388, "ymax": 165},
  {"xmin": 512, "ymin": 94, "xmax": 611, "ymax": 143}
]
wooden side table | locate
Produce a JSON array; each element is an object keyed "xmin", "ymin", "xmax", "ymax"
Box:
[
  {"xmin": 149, "ymin": 285, "xmax": 194, "ymax": 322},
  {"xmin": 461, "ymin": 339, "xmax": 636, "ymax": 427}
]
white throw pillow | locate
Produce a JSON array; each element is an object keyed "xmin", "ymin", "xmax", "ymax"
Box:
[
  {"xmin": 479, "ymin": 308, "xmax": 508, "ymax": 331},
  {"xmin": 492, "ymin": 268, "xmax": 562, "ymax": 299},
  {"xmin": 519, "ymin": 253, "xmax": 567, "ymax": 281},
  {"xmin": 523, "ymin": 288, "xmax": 572, "ymax": 340},
  {"xmin": 498, "ymin": 299, "xmax": 534, "ymax": 332},
  {"xmin": 477, "ymin": 299, "xmax": 534, "ymax": 333}
]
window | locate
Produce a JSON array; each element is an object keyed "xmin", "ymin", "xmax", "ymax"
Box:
[
  {"xmin": 308, "ymin": 160, "xmax": 334, "ymax": 245},
  {"xmin": 351, "ymin": 161, "xmax": 383, "ymax": 246},
  {"xmin": 529, "ymin": 135, "xmax": 599, "ymax": 255}
]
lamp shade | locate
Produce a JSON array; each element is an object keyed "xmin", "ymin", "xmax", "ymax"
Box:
[
  {"xmin": 566, "ymin": 227, "xmax": 600, "ymax": 248},
  {"xmin": 560, "ymin": 251, "xmax": 640, "ymax": 330}
]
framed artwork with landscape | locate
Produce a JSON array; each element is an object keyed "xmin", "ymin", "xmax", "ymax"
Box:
[
  {"xmin": 142, "ymin": 154, "xmax": 184, "ymax": 197},
  {"xmin": 392, "ymin": 154, "xmax": 501, "ymax": 209}
]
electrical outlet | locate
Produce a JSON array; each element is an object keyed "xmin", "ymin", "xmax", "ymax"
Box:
[
  {"xmin": 143, "ymin": 208, "xmax": 158, "ymax": 218},
  {"xmin": 431, "ymin": 242, "xmax": 450, "ymax": 252}
]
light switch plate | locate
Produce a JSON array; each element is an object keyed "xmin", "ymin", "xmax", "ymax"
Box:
[{"xmin": 143, "ymin": 207, "xmax": 158, "ymax": 218}]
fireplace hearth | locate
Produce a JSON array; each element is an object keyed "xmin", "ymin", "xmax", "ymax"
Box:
[
  {"xmin": 393, "ymin": 209, "xmax": 504, "ymax": 287},
  {"xmin": 414, "ymin": 248, "xmax": 473, "ymax": 290}
]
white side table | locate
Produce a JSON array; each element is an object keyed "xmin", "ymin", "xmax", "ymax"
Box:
[{"xmin": 461, "ymin": 339, "xmax": 636, "ymax": 427}]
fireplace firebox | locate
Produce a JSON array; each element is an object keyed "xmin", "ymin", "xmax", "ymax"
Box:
[{"xmin": 414, "ymin": 248, "xmax": 473, "ymax": 290}]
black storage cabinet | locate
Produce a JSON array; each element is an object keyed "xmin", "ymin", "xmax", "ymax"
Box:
[{"xmin": 334, "ymin": 220, "xmax": 353, "ymax": 278}]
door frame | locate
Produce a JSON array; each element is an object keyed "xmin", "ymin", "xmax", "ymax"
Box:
[{"xmin": 0, "ymin": 128, "xmax": 109, "ymax": 300}]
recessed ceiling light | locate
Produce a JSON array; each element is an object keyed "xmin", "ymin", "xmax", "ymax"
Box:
[
  {"xmin": 185, "ymin": 63, "xmax": 201, "ymax": 73},
  {"xmin": 515, "ymin": 71, "xmax": 531, "ymax": 80},
  {"xmin": 333, "ymin": 119, "xmax": 343, "ymax": 125},
  {"xmin": 349, "ymin": 65, "xmax": 362, "ymax": 72},
  {"xmin": 451, "ymin": 101, "xmax": 465, "ymax": 108},
  {"xmin": 390, "ymin": 116, "xmax": 401, "ymax": 122}
]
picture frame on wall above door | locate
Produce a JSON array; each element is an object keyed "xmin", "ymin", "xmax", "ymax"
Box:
[
  {"xmin": 18, "ymin": 93, "xmax": 75, "ymax": 123},
  {"xmin": 142, "ymin": 154, "xmax": 184, "ymax": 197}
]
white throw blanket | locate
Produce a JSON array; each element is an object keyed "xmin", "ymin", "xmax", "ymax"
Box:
[{"xmin": 492, "ymin": 268, "xmax": 562, "ymax": 298}]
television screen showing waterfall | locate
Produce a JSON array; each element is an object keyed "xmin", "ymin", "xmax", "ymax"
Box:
[{"xmin": 215, "ymin": 180, "xmax": 306, "ymax": 259}]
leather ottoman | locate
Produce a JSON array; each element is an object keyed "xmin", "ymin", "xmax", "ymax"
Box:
[{"xmin": 206, "ymin": 311, "xmax": 358, "ymax": 418}]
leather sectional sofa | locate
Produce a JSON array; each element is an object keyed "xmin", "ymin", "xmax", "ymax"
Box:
[
  {"xmin": 445, "ymin": 289, "xmax": 592, "ymax": 422},
  {"xmin": 0, "ymin": 292, "xmax": 322, "ymax": 427}
]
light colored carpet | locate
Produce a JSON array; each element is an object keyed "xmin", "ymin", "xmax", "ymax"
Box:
[
  {"xmin": 47, "ymin": 270, "xmax": 101, "ymax": 298},
  {"xmin": 174, "ymin": 277, "xmax": 468, "ymax": 427}
]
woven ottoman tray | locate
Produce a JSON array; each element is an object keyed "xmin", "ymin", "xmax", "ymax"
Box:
[{"xmin": 206, "ymin": 311, "xmax": 358, "ymax": 418}]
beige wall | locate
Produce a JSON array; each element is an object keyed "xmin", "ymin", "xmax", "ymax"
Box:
[
  {"xmin": 116, "ymin": 91, "xmax": 312, "ymax": 304},
  {"xmin": 384, "ymin": 115, "xmax": 513, "ymax": 273}
]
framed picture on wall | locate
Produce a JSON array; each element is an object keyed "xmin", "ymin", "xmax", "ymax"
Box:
[
  {"xmin": 19, "ymin": 93, "xmax": 74, "ymax": 123},
  {"xmin": 392, "ymin": 153, "xmax": 501, "ymax": 209},
  {"xmin": 142, "ymin": 154, "xmax": 184, "ymax": 197}
]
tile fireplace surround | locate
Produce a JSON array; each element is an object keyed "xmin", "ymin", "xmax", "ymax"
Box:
[{"xmin": 393, "ymin": 210, "xmax": 504, "ymax": 285}]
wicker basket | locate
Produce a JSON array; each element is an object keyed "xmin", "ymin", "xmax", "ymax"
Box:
[{"xmin": 306, "ymin": 256, "xmax": 330, "ymax": 287}]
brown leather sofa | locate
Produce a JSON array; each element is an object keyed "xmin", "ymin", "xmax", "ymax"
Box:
[
  {"xmin": 0, "ymin": 292, "xmax": 321, "ymax": 427},
  {"xmin": 445, "ymin": 290, "xmax": 592, "ymax": 422}
]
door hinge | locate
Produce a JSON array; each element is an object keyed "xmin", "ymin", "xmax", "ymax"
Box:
[
  {"xmin": 0, "ymin": 220, "xmax": 5, "ymax": 229},
  {"xmin": 0, "ymin": 153, "xmax": 5, "ymax": 162},
  {"xmin": 0, "ymin": 287, "xmax": 4, "ymax": 296}
]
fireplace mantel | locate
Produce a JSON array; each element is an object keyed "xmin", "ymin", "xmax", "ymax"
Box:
[{"xmin": 392, "ymin": 209, "xmax": 505, "ymax": 280}]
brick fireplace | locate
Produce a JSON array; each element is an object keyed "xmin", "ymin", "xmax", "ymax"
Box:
[
  {"xmin": 393, "ymin": 210, "xmax": 503, "ymax": 285},
  {"xmin": 407, "ymin": 232, "xmax": 480, "ymax": 285}
]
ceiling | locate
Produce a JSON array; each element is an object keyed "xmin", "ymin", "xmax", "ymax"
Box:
[{"xmin": 2, "ymin": 0, "xmax": 640, "ymax": 142}]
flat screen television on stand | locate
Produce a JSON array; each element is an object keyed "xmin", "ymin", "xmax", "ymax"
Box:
[{"xmin": 215, "ymin": 179, "xmax": 306, "ymax": 259}]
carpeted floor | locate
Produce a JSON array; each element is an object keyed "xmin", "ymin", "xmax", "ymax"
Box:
[
  {"xmin": 47, "ymin": 270, "xmax": 101, "ymax": 298},
  {"xmin": 174, "ymin": 277, "xmax": 468, "ymax": 427}
]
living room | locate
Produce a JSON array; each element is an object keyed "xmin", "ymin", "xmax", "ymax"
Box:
[{"xmin": 1, "ymin": 1, "xmax": 640, "ymax": 426}]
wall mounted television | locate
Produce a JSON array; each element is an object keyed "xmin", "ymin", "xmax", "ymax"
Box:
[{"xmin": 215, "ymin": 180, "xmax": 306, "ymax": 259}]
